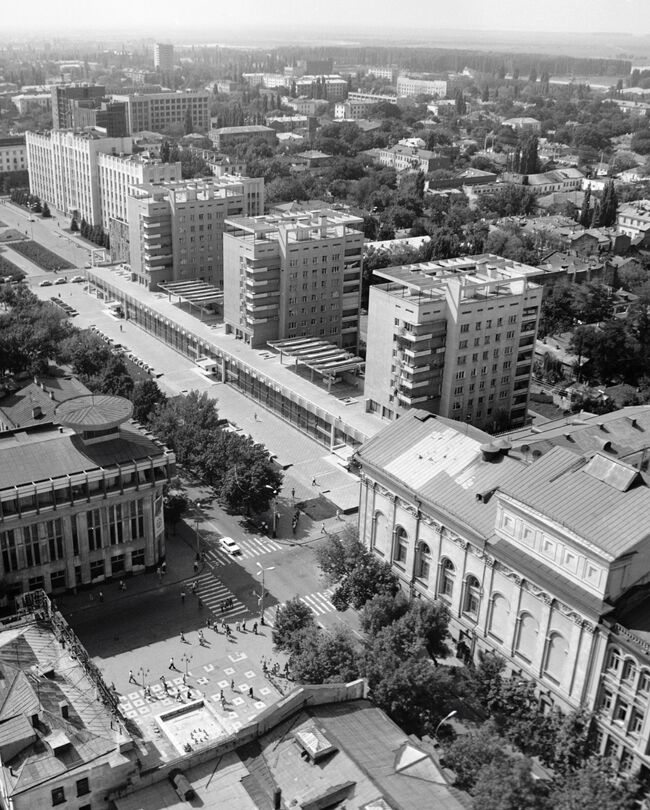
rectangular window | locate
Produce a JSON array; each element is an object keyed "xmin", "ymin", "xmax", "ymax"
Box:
[
  {"xmin": 50, "ymin": 570, "xmax": 66, "ymax": 591},
  {"xmin": 130, "ymin": 500, "xmax": 145, "ymax": 539},
  {"xmin": 24, "ymin": 524, "xmax": 41, "ymax": 567},
  {"xmin": 614, "ymin": 700, "xmax": 629, "ymax": 724},
  {"xmin": 111, "ymin": 554, "xmax": 125, "ymax": 574},
  {"xmin": 71, "ymin": 517, "xmax": 79, "ymax": 556},
  {"xmin": 51, "ymin": 787, "xmax": 65, "ymax": 806},
  {"xmin": 87, "ymin": 510, "xmax": 102, "ymax": 551},
  {"xmin": 76, "ymin": 777, "xmax": 90, "ymax": 797},
  {"xmin": 460, "ymin": 323, "xmax": 469, "ymax": 333},
  {"xmin": 131, "ymin": 548, "xmax": 145, "ymax": 567},
  {"xmin": 47, "ymin": 519, "xmax": 64, "ymax": 562},
  {"xmin": 1, "ymin": 530, "xmax": 18, "ymax": 572},
  {"xmin": 90, "ymin": 559, "xmax": 105, "ymax": 580},
  {"xmin": 109, "ymin": 504, "xmax": 125, "ymax": 545}
]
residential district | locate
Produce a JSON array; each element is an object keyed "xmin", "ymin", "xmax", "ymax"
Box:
[{"xmin": 1, "ymin": 30, "xmax": 650, "ymax": 810}]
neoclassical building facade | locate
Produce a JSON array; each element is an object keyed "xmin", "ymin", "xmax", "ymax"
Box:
[{"xmin": 356, "ymin": 409, "xmax": 650, "ymax": 774}]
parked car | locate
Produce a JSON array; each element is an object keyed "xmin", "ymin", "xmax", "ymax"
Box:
[
  {"xmin": 70, "ymin": 275, "xmax": 85, "ymax": 283},
  {"xmin": 39, "ymin": 279, "xmax": 52, "ymax": 287},
  {"xmin": 219, "ymin": 537, "xmax": 242, "ymax": 556},
  {"xmin": 53, "ymin": 277, "xmax": 67, "ymax": 285}
]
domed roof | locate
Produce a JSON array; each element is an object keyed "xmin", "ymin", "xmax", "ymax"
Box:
[{"xmin": 54, "ymin": 395, "xmax": 133, "ymax": 432}]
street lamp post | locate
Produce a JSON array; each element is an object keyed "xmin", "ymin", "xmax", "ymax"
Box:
[
  {"xmin": 137, "ymin": 667, "xmax": 150, "ymax": 692},
  {"xmin": 434, "ymin": 710, "xmax": 457, "ymax": 740},
  {"xmin": 265, "ymin": 486, "xmax": 279, "ymax": 538},
  {"xmin": 256, "ymin": 561, "xmax": 275, "ymax": 625},
  {"xmin": 194, "ymin": 501, "xmax": 202, "ymax": 557},
  {"xmin": 181, "ymin": 653, "xmax": 193, "ymax": 677}
]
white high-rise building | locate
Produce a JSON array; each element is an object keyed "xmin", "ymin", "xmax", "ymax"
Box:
[{"xmin": 153, "ymin": 43, "xmax": 174, "ymax": 73}]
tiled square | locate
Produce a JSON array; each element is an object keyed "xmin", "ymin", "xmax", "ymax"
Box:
[
  {"xmin": 218, "ymin": 679, "xmax": 229, "ymax": 688},
  {"xmin": 151, "ymin": 684, "xmax": 162, "ymax": 693},
  {"xmin": 223, "ymin": 667, "xmax": 235, "ymax": 675},
  {"xmin": 132, "ymin": 698, "xmax": 144, "ymax": 707},
  {"xmin": 211, "ymin": 694, "xmax": 221, "ymax": 702},
  {"xmin": 173, "ymin": 677, "xmax": 184, "ymax": 686},
  {"xmin": 228, "ymin": 653, "xmax": 247, "ymax": 662},
  {"xmin": 232, "ymin": 721, "xmax": 243, "ymax": 731},
  {"xmin": 254, "ymin": 701, "xmax": 266, "ymax": 709},
  {"xmin": 121, "ymin": 701, "xmax": 132, "ymax": 710},
  {"xmin": 204, "ymin": 664, "xmax": 215, "ymax": 672},
  {"xmin": 239, "ymin": 683, "xmax": 249, "ymax": 691},
  {"xmin": 128, "ymin": 691, "xmax": 140, "ymax": 700},
  {"xmin": 125, "ymin": 710, "xmax": 137, "ymax": 718},
  {"xmin": 197, "ymin": 677, "xmax": 209, "ymax": 685},
  {"xmin": 138, "ymin": 706, "xmax": 149, "ymax": 715},
  {"xmin": 232, "ymin": 697, "xmax": 244, "ymax": 706},
  {"xmin": 245, "ymin": 670, "xmax": 255, "ymax": 679},
  {"xmin": 260, "ymin": 687, "xmax": 271, "ymax": 696}
]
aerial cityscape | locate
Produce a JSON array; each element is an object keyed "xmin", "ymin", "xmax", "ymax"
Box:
[{"xmin": 2, "ymin": 3, "xmax": 650, "ymax": 808}]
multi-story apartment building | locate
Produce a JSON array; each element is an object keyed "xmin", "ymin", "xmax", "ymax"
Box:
[
  {"xmin": 396, "ymin": 75, "xmax": 447, "ymax": 98},
  {"xmin": 223, "ymin": 209, "xmax": 364, "ymax": 350},
  {"xmin": 97, "ymin": 152, "xmax": 181, "ymax": 230},
  {"xmin": 127, "ymin": 175, "xmax": 264, "ymax": 290},
  {"xmin": 364, "ymin": 256, "xmax": 541, "ymax": 430},
  {"xmin": 356, "ymin": 406, "xmax": 650, "ymax": 776},
  {"xmin": 295, "ymin": 75, "xmax": 348, "ymax": 101},
  {"xmin": 0, "ymin": 394, "xmax": 174, "ymax": 598},
  {"xmin": 209, "ymin": 125, "xmax": 278, "ymax": 151},
  {"xmin": 111, "ymin": 90, "xmax": 210, "ymax": 134},
  {"xmin": 347, "ymin": 91, "xmax": 398, "ymax": 105},
  {"xmin": 70, "ymin": 99, "xmax": 129, "ymax": 137},
  {"xmin": 334, "ymin": 99, "xmax": 376, "ymax": 120},
  {"xmin": 617, "ymin": 200, "xmax": 650, "ymax": 240},
  {"xmin": 0, "ymin": 135, "xmax": 26, "ymax": 175},
  {"xmin": 153, "ymin": 42, "xmax": 174, "ymax": 72},
  {"xmin": 51, "ymin": 83, "xmax": 106, "ymax": 129},
  {"xmin": 366, "ymin": 66, "xmax": 398, "ymax": 82},
  {"xmin": 26, "ymin": 129, "xmax": 133, "ymax": 225},
  {"xmin": 376, "ymin": 144, "xmax": 450, "ymax": 173}
]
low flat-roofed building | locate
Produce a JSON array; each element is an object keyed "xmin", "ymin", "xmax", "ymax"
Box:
[
  {"xmin": 209, "ymin": 125, "xmax": 277, "ymax": 151},
  {"xmin": 0, "ymin": 394, "xmax": 175, "ymax": 597}
]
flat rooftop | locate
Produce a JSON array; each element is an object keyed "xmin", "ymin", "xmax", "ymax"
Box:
[{"xmin": 88, "ymin": 265, "xmax": 384, "ymax": 442}]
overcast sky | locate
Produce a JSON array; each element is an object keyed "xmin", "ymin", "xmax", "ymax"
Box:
[{"xmin": 4, "ymin": 0, "xmax": 650, "ymax": 36}]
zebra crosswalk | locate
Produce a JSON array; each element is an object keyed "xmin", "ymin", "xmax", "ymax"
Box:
[
  {"xmin": 191, "ymin": 572, "xmax": 247, "ymax": 619},
  {"xmin": 203, "ymin": 535, "xmax": 282, "ymax": 566},
  {"xmin": 263, "ymin": 590, "xmax": 337, "ymax": 627}
]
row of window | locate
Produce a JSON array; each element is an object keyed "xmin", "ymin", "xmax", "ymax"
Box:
[
  {"xmin": 606, "ymin": 648, "xmax": 650, "ymax": 695},
  {"xmin": 52, "ymin": 776, "xmax": 89, "ymax": 805}
]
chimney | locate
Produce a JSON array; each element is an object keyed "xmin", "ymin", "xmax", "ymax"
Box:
[
  {"xmin": 32, "ymin": 405, "xmax": 42, "ymax": 419},
  {"xmin": 59, "ymin": 701, "xmax": 69, "ymax": 719},
  {"xmin": 49, "ymin": 391, "xmax": 54, "ymax": 400}
]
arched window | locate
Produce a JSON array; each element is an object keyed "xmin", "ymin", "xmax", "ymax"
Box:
[
  {"xmin": 372, "ymin": 511, "xmax": 390, "ymax": 557},
  {"xmin": 440, "ymin": 558, "xmax": 455, "ymax": 599},
  {"xmin": 638, "ymin": 669, "xmax": 650, "ymax": 695},
  {"xmin": 393, "ymin": 526, "xmax": 408, "ymax": 565},
  {"xmin": 463, "ymin": 575, "xmax": 481, "ymax": 619},
  {"xmin": 416, "ymin": 542, "xmax": 431, "ymax": 580},
  {"xmin": 515, "ymin": 612, "xmax": 539, "ymax": 662},
  {"xmin": 488, "ymin": 594, "xmax": 510, "ymax": 642},
  {"xmin": 606, "ymin": 648, "xmax": 622, "ymax": 674},
  {"xmin": 544, "ymin": 632, "xmax": 568, "ymax": 684},
  {"xmin": 622, "ymin": 658, "xmax": 637, "ymax": 686}
]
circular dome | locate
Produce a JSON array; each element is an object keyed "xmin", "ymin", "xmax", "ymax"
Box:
[{"xmin": 54, "ymin": 395, "xmax": 133, "ymax": 431}]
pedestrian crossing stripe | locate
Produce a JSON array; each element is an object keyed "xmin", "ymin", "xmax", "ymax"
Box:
[
  {"xmin": 263, "ymin": 590, "xmax": 336, "ymax": 627},
  {"xmin": 203, "ymin": 536, "xmax": 282, "ymax": 566},
  {"xmin": 190, "ymin": 573, "xmax": 247, "ymax": 618}
]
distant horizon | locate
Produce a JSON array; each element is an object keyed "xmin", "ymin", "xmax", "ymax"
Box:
[{"xmin": 3, "ymin": 0, "xmax": 650, "ymax": 40}]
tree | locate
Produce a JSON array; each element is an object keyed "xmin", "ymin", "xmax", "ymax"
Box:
[
  {"xmin": 163, "ymin": 491, "xmax": 189, "ymax": 534},
  {"xmin": 272, "ymin": 597, "xmax": 316, "ymax": 654},
  {"xmin": 70, "ymin": 217, "xmax": 79, "ymax": 232},
  {"xmin": 41, "ymin": 202, "xmax": 51, "ymax": 218},
  {"xmin": 290, "ymin": 627, "xmax": 359, "ymax": 684},
  {"xmin": 579, "ymin": 186, "xmax": 592, "ymax": 227},
  {"xmin": 184, "ymin": 106, "xmax": 194, "ymax": 135},
  {"xmin": 600, "ymin": 179, "xmax": 618, "ymax": 227},
  {"xmin": 160, "ymin": 140, "xmax": 171, "ymax": 163},
  {"xmin": 360, "ymin": 592, "xmax": 409, "ymax": 636},
  {"xmin": 148, "ymin": 390, "xmax": 223, "ymax": 466},
  {"xmin": 59, "ymin": 332, "xmax": 112, "ymax": 379},
  {"xmin": 551, "ymin": 757, "xmax": 637, "ymax": 810},
  {"xmin": 471, "ymin": 756, "xmax": 548, "ymax": 810},
  {"xmin": 131, "ymin": 378, "xmax": 166, "ymax": 424},
  {"xmin": 442, "ymin": 720, "xmax": 512, "ymax": 791},
  {"xmin": 97, "ymin": 356, "xmax": 135, "ymax": 398}
]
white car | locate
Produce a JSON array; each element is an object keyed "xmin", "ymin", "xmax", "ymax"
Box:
[
  {"xmin": 70, "ymin": 275, "xmax": 85, "ymax": 283},
  {"xmin": 39, "ymin": 279, "xmax": 52, "ymax": 287},
  {"xmin": 53, "ymin": 276, "xmax": 67, "ymax": 285},
  {"xmin": 219, "ymin": 537, "xmax": 242, "ymax": 556}
]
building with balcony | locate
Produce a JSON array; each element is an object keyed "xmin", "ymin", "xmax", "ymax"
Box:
[
  {"xmin": 127, "ymin": 175, "xmax": 264, "ymax": 290},
  {"xmin": 357, "ymin": 407, "xmax": 650, "ymax": 776},
  {"xmin": 364, "ymin": 256, "xmax": 541, "ymax": 430},
  {"xmin": 0, "ymin": 394, "xmax": 174, "ymax": 598},
  {"xmin": 223, "ymin": 209, "xmax": 364, "ymax": 350},
  {"xmin": 153, "ymin": 43, "xmax": 174, "ymax": 73},
  {"xmin": 112, "ymin": 90, "xmax": 210, "ymax": 134}
]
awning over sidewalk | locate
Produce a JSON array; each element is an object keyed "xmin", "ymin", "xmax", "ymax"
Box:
[
  {"xmin": 267, "ymin": 338, "xmax": 364, "ymax": 386},
  {"xmin": 158, "ymin": 280, "xmax": 224, "ymax": 311}
]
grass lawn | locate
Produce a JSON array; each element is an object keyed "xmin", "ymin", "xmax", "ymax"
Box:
[
  {"xmin": 0, "ymin": 229, "xmax": 28, "ymax": 243},
  {"xmin": 0, "ymin": 253, "xmax": 26, "ymax": 281},
  {"xmin": 8, "ymin": 240, "xmax": 74, "ymax": 271}
]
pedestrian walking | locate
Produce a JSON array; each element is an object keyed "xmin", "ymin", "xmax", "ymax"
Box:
[
  {"xmin": 119, "ymin": 324, "xmax": 123, "ymax": 332},
  {"xmin": 242, "ymin": 620, "xmax": 247, "ymax": 632},
  {"xmin": 192, "ymin": 581, "xmax": 198, "ymax": 594},
  {"xmin": 248, "ymin": 687, "xmax": 254, "ymax": 698},
  {"xmin": 180, "ymin": 631, "xmax": 186, "ymax": 643},
  {"xmin": 156, "ymin": 567, "xmax": 162, "ymax": 581},
  {"xmin": 253, "ymin": 622, "xmax": 258, "ymax": 634},
  {"xmin": 180, "ymin": 590, "xmax": 186, "ymax": 604},
  {"xmin": 254, "ymin": 412, "xmax": 258, "ymax": 421},
  {"xmin": 198, "ymin": 630, "xmax": 204, "ymax": 645},
  {"xmin": 161, "ymin": 561, "xmax": 167, "ymax": 575},
  {"xmin": 206, "ymin": 618, "xmax": 211, "ymax": 628},
  {"xmin": 336, "ymin": 508, "xmax": 341, "ymax": 520},
  {"xmin": 119, "ymin": 580, "xmax": 126, "ymax": 591},
  {"xmin": 169, "ymin": 657, "xmax": 176, "ymax": 671},
  {"xmin": 193, "ymin": 560, "xmax": 199, "ymax": 574},
  {"xmin": 187, "ymin": 689, "xmax": 192, "ymax": 700},
  {"xmin": 231, "ymin": 679, "xmax": 235, "ymax": 690},
  {"xmin": 236, "ymin": 622, "xmax": 241, "ymax": 632},
  {"xmin": 99, "ymin": 591, "xmax": 104, "ymax": 602},
  {"xmin": 311, "ymin": 477, "xmax": 317, "ymax": 486},
  {"xmin": 291, "ymin": 487, "xmax": 295, "ymax": 500},
  {"xmin": 321, "ymin": 522, "xmax": 326, "ymax": 534},
  {"xmin": 220, "ymin": 688, "xmax": 224, "ymax": 700},
  {"xmin": 128, "ymin": 669, "xmax": 136, "ymax": 684},
  {"xmin": 182, "ymin": 673, "xmax": 187, "ymax": 685}
]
